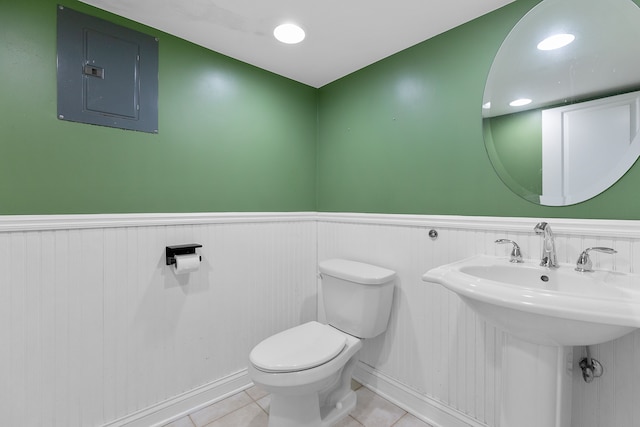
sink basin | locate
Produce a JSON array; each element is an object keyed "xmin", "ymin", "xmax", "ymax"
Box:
[{"xmin": 422, "ymin": 255, "xmax": 640, "ymax": 346}]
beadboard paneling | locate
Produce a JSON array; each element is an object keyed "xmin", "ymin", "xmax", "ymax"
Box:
[
  {"xmin": 317, "ymin": 221, "xmax": 504, "ymax": 425},
  {"xmin": 0, "ymin": 214, "xmax": 317, "ymax": 427},
  {"xmin": 3, "ymin": 212, "xmax": 640, "ymax": 427},
  {"xmin": 317, "ymin": 214, "xmax": 640, "ymax": 427}
]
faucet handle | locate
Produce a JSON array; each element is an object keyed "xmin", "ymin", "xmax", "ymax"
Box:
[
  {"xmin": 495, "ymin": 239, "xmax": 524, "ymax": 263},
  {"xmin": 575, "ymin": 247, "xmax": 617, "ymax": 272}
]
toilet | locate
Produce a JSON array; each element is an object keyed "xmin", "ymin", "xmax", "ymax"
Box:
[{"xmin": 248, "ymin": 259, "xmax": 396, "ymax": 427}]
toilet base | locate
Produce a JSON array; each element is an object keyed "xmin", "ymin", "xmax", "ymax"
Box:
[
  {"xmin": 260, "ymin": 348, "xmax": 361, "ymax": 427},
  {"xmin": 268, "ymin": 389, "xmax": 356, "ymax": 427},
  {"xmin": 249, "ymin": 325, "xmax": 363, "ymax": 427},
  {"xmin": 319, "ymin": 390, "xmax": 356, "ymax": 427}
]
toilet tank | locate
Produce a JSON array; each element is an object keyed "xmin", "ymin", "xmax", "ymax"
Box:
[{"xmin": 319, "ymin": 259, "xmax": 396, "ymax": 339}]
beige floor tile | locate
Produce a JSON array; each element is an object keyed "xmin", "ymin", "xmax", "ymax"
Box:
[
  {"xmin": 335, "ymin": 415, "xmax": 364, "ymax": 426},
  {"xmin": 204, "ymin": 402, "xmax": 268, "ymax": 427},
  {"xmin": 245, "ymin": 384, "xmax": 269, "ymax": 401},
  {"xmin": 256, "ymin": 394, "xmax": 271, "ymax": 413},
  {"xmin": 189, "ymin": 392, "xmax": 253, "ymax": 427},
  {"xmin": 180, "ymin": 383, "xmax": 430, "ymax": 427},
  {"xmin": 393, "ymin": 413, "xmax": 434, "ymax": 427},
  {"xmin": 350, "ymin": 387, "xmax": 406, "ymax": 427},
  {"xmin": 162, "ymin": 415, "xmax": 196, "ymax": 427}
]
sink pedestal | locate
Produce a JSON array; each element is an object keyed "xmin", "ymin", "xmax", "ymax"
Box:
[{"xmin": 501, "ymin": 335, "xmax": 573, "ymax": 427}]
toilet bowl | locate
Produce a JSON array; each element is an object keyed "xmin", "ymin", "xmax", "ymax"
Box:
[
  {"xmin": 249, "ymin": 321, "xmax": 362, "ymax": 427},
  {"xmin": 248, "ymin": 259, "xmax": 396, "ymax": 427}
]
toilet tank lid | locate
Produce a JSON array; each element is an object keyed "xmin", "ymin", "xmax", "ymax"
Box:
[{"xmin": 319, "ymin": 259, "xmax": 396, "ymax": 285}]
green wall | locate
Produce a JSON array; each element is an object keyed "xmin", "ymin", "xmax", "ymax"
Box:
[
  {"xmin": 484, "ymin": 109, "xmax": 543, "ymax": 201},
  {"xmin": 4, "ymin": 0, "xmax": 640, "ymax": 219},
  {"xmin": 0, "ymin": 0, "xmax": 317, "ymax": 214},
  {"xmin": 317, "ymin": 0, "xmax": 640, "ymax": 219}
]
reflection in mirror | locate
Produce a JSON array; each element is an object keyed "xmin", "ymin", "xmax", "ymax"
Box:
[{"xmin": 482, "ymin": 0, "xmax": 640, "ymax": 206}]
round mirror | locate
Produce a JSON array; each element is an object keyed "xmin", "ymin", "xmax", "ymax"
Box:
[{"xmin": 483, "ymin": 0, "xmax": 640, "ymax": 206}]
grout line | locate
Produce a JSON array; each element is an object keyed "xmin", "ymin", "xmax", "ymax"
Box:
[
  {"xmin": 186, "ymin": 383, "xmax": 429, "ymax": 427},
  {"xmin": 186, "ymin": 391, "xmax": 256, "ymax": 427},
  {"xmin": 245, "ymin": 390, "xmax": 270, "ymax": 415}
]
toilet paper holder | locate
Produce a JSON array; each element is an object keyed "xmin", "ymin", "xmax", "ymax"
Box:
[{"xmin": 166, "ymin": 243, "xmax": 202, "ymax": 266}]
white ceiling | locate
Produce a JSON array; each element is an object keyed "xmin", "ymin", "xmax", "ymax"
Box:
[{"xmin": 79, "ymin": 0, "xmax": 515, "ymax": 88}]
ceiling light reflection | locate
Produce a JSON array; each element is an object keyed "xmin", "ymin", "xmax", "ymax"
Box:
[
  {"xmin": 510, "ymin": 98, "xmax": 532, "ymax": 107},
  {"xmin": 537, "ymin": 33, "xmax": 575, "ymax": 51}
]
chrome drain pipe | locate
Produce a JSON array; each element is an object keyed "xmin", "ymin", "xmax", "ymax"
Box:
[{"xmin": 579, "ymin": 346, "xmax": 603, "ymax": 383}]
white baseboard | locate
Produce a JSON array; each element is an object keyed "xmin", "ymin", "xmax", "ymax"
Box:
[
  {"xmin": 354, "ymin": 362, "xmax": 488, "ymax": 427},
  {"xmin": 101, "ymin": 369, "xmax": 252, "ymax": 427}
]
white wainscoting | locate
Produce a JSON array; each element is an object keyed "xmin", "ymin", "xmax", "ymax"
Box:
[
  {"xmin": 2, "ymin": 212, "xmax": 640, "ymax": 427},
  {"xmin": 0, "ymin": 213, "xmax": 318, "ymax": 427},
  {"xmin": 317, "ymin": 213, "xmax": 640, "ymax": 427}
]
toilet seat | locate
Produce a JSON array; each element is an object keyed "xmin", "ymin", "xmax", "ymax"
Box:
[{"xmin": 250, "ymin": 321, "xmax": 347, "ymax": 373}]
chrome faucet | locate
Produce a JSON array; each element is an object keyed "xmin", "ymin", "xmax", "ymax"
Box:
[
  {"xmin": 575, "ymin": 247, "xmax": 617, "ymax": 272},
  {"xmin": 495, "ymin": 239, "xmax": 523, "ymax": 263},
  {"xmin": 534, "ymin": 222, "xmax": 558, "ymax": 268}
]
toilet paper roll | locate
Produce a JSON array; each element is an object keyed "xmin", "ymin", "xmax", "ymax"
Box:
[{"xmin": 173, "ymin": 253, "xmax": 201, "ymax": 274}]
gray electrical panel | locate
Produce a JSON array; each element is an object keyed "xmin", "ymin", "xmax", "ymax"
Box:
[{"xmin": 57, "ymin": 5, "xmax": 158, "ymax": 133}]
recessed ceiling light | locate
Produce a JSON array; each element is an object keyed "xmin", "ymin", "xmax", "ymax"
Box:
[
  {"xmin": 510, "ymin": 98, "xmax": 532, "ymax": 107},
  {"xmin": 537, "ymin": 33, "xmax": 575, "ymax": 51},
  {"xmin": 482, "ymin": 102, "xmax": 491, "ymax": 109},
  {"xmin": 274, "ymin": 23, "xmax": 305, "ymax": 44}
]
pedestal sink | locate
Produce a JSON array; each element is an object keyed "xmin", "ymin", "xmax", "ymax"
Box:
[{"xmin": 422, "ymin": 255, "xmax": 640, "ymax": 427}]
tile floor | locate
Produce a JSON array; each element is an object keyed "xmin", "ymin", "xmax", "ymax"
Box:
[{"xmin": 163, "ymin": 381, "xmax": 434, "ymax": 427}]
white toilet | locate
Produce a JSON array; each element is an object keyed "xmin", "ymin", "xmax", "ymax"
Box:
[{"xmin": 248, "ymin": 259, "xmax": 396, "ymax": 427}]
